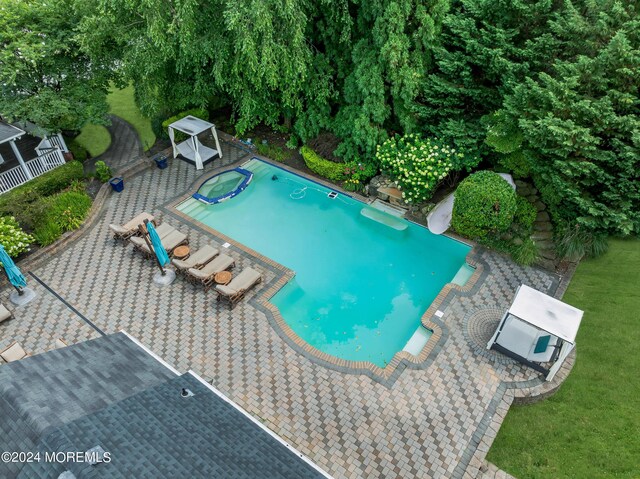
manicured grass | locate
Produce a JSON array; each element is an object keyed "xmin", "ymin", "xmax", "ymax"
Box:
[
  {"xmin": 107, "ymin": 85, "xmax": 156, "ymax": 151},
  {"xmin": 487, "ymin": 238, "xmax": 640, "ymax": 478},
  {"xmin": 74, "ymin": 124, "xmax": 111, "ymax": 157}
]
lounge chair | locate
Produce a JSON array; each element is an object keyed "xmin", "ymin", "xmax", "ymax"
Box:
[
  {"xmin": 0, "ymin": 303, "xmax": 12, "ymax": 324},
  {"xmin": 130, "ymin": 222, "xmax": 189, "ymax": 256},
  {"xmin": 109, "ymin": 212, "xmax": 155, "ymax": 242},
  {"xmin": 172, "ymin": 245, "xmax": 219, "ymax": 274},
  {"xmin": 215, "ymin": 267, "xmax": 262, "ymax": 309},
  {"xmin": 130, "ymin": 221, "xmax": 174, "ymax": 250},
  {"xmin": 186, "ymin": 254, "xmax": 235, "ymax": 291},
  {"xmin": 55, "ymin": 338, "xmax": 67, "ymax": 349},
  {"xmin": 0, "ymin": 341, "xmax": 29, "ymax": 362}
]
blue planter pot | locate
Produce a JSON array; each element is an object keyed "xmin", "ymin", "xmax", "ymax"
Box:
[
  {"xmin": 154, "ymin": 155, "xmax": 168, "ymax": 169},
  {"xmin": 109, "ymin": 177, "xmax": 124, "ymax": 192}
]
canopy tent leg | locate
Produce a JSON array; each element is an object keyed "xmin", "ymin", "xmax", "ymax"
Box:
[
  {"xmin": 169, "ymin": 127, "xmax": 177, "ymax": 159},
  {"xmin": 211, "ymin": 126, "xmax": 222, "ymax": 159},
  {"xmin": 192, "ymin": 135, "xmax": 203, "ymax": 170},
  {"xmin": 546, "ymin": 342, "xmax": 574, "ymax": 381}
]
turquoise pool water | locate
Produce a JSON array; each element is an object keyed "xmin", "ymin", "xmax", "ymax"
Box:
[{"xmin": 178, "ymin": 159, "xmax": 471, "ymax": 367}]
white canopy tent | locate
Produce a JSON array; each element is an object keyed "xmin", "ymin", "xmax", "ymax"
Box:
[
  {"xmin": 168, "ymin": 115, "xmax": 222, "ymax": 170},
  {"xmin": 487, "ymin": 284, "xmax": 584, "ymax": 381}
]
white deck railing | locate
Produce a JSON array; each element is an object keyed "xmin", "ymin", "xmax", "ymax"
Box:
[
  {"xmin": 0, "ymin": 148, "xmax": 67, "ymax": 195},
  {"xmin": 35, "ymin": 133, "xmax": 69, "ymax": 155}
]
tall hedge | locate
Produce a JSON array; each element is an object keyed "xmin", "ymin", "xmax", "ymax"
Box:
[{"xmin": 452, "ymin": 171, "xmax": 517, "ymax": 240}]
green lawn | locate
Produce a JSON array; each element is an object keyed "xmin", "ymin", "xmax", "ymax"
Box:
[
  {"xmin": 107, "ymin": 85, "xmax": 156, "ymax": 151},
  {"xmin": 487, "ymin": 238, "xmax": 640, "ymax": 478},
  {"xmin": 74, "ymin": 124, "xmax": 111, "ymax": 157}
]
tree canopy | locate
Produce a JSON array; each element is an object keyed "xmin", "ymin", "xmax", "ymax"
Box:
[
  {"xmin": 0, "ymin": 0, "xmax": 111, "ymax": 132},
  {"xmin": 2, "ymin": 0, "xmax": 638, "ymax": 237}
]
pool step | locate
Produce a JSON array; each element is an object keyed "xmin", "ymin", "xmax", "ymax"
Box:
[
  {"xmin": 370, "ymin": 199, "xmax": 407, "ymax": 217},
  {"xmin": 360, "ymin": 205, "xmax": 408, "ymax": 231},
  {"xmin": 402, "ymin": 326, "xmax": 432, "ymax": 356}
]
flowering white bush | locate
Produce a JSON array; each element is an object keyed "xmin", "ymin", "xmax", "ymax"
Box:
[
  {"xmin": 376, "ymin": 134, "xmax": 461, "ymax": 203},
  {"xmin": 0, "ymin": 216, "xmax": 34, "ymax": 257}
]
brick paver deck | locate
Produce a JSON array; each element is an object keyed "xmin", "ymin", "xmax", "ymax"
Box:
[{"xmin": 0, "ymin": 139, "xmax": 563, "ymax": 478}]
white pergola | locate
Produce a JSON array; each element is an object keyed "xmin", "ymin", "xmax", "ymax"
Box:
[
  {"xmin": 487, "ymin": 284, "xmax": 584, "ymax": 381},
  {"xmin": 168, "ymin": 115, "xmax": 222, "ymax": 170}
]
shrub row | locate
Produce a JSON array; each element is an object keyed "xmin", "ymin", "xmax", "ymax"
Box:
[
  {"xmin": 32, "ymin": 191, "xmax": 93, "ymax": 246},
  {"xmin": 0, "ymin": 161, "xmax": 85, "ymax": 216},
  {"xmin": 300, "ymin": 146, "xmax": 346, "ymax": 181}
]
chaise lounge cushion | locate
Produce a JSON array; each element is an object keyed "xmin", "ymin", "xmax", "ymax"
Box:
[
  {"xmin": 216, "ymin": 268, "xmax": 261, "ymax": 295},
  {"xmin": 172, "ymin": 245, "xmax": 219, "ymax": 270},
  {"xmin": 0, "ymin": 303, "xmax": 12, "ymax": 323},
  {"xmin": 188, "ymin": 254, "xmax": 234, "ymax": 279},
  {"xmin": 130, "ymin": 222, "xmax": 176, "ymax": 248},
  {"xmin": 109, "ymin": 212, "xmax": 154, "ymax": 236},
  {"xmin": 1, "ymin": 342, "xmax": 28, "ymax": 362}
]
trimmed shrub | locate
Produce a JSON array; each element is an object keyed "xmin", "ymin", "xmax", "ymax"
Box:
[
  {"xmin": 32, "ymin": 191, "xmax": 92, "ymax": 246},
  {"xmin": 0, "ymin": 161, "xmax": 85, "ymax": 215},
  {"xmin": 513, "ymin": 196, "xmax": 537, "ymax": 233},
  {"xmin": 0, "ymin": 216, "xmax": 34, "ymax": 257},
  {"xmin": 452, "ymin": 171, "xmax": 517, "ymax": 240},
  {"xmin": 377, "ymin": 134, "xmax": 458, "ymax": 203},
  {"xmin": 94, "ymin": 161, "xmax": 112, "ymax": 183},
  {"xmin": 300, "ymin": 146, "xmax": 345, "ymax": 181},
  {"xmin": 162, "ymin": 108, "xmax": 209, "ymax": 143}
]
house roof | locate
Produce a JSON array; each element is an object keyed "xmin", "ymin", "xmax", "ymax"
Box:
[
  {"xmin": 0, "ymin": 121, "xmax": 25, "ymax": 144},
  {"xmin": 168, "ymin": 115, "xmax": 214, "ymax": 136},
  {"xmin": 508, "ymin": 284, "xmax": 584, "ymax": 343},
  {"xmin": 0, "ymin": 333, "xmax": 329, "ymax": 479}
]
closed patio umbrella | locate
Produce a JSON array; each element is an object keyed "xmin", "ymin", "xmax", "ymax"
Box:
[
  {"xmin": 143, "ymin": 220, "xmax": 175, "ymax": 286},
  {"xmin": 0, "ymin": 243, "xmax": 36, "ymax": 305}
]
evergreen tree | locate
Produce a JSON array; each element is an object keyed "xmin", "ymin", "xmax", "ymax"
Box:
[
  {"xmin": 499, "ymin": 1, "xmax": 640, "ymax": 236},
  {"xmin": 414, "ymin": 0, "xmax": 556, "ymax": 166}
]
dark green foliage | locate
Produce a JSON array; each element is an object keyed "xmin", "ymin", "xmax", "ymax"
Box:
[
  {"xmin": 255, "ymin": 142, "xmax": 292, "ymax": 163},
  {"xmin": 511, "ymin": 238, "xmax": 539, "ymax": 266},
  {"xmin": 414, "ymin": 0, "xmax": 555, "ymax": 162},
  {"xmin": 0, "ymin": 162, "xmax": 85, "ymax": 216},
  {"xmin": 300, "ymin": 146, "xmax": 346, "ymax": 181},
  {"xmin": 452, "ymin": 171, "xmax": 517, "ymax": 240},
  {"xmin": 556, "ymin": 223, "xmax": 610, "ymax": 261},
  {"xmin": 94, "ymin": 161, "xmax": 112, "ymax": 183},
  {"xmin": 0, "ymin": 0, "xmax": 110, "ymax": 132},
  {"xmin": 32, "ymin": 191, "xmax": 92, "ymax": 245},
  {"xmin": 66, "ymin": 138, "xmax": 88, "ymax": 162},
  {"xmin": 494, "ymin": 1, "xmax": 640, "ymax": 236},
  {"xmin": 513, "ymin": 197, "xmax": 537, "ymax": 234}
]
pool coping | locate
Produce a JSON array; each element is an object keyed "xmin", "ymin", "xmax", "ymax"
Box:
[{"xmin": 165, "ymin": 153, "xmax": 485, "ymax": 386}]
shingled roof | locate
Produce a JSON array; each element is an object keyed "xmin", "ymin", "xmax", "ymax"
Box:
[{"xmin": 0, "ymin": 333, "xmax": 329, "ymax": 479}]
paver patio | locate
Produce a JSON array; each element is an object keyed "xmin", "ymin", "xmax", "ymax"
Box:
[{"xmin": 0, "ymin": 139, "xmax": 567, "ymax": 478}]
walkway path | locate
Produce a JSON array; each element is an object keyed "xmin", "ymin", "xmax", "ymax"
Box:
[{"xmin": 86, "ymin": 114, "xmax": 143, "ymax": 174}]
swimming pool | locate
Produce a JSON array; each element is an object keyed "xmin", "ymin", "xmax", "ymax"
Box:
[{"xmin": 178, "ymin": 159, "xmax": 471, "ymax": 367}]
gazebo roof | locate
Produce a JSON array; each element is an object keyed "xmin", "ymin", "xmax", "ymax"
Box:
[
  {"xmin": 168, "ymin": 115, "xmax": 214, "ymax": 136},
  {"xmin": 0, "ymin": 121, "xmax": 25, "ymax": 145},
  {"xmin": 508, "ymin": 284, "xmax": 584, "ymax": 343}
]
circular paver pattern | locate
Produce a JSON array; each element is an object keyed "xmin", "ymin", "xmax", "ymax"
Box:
[{"xmin": 465, "ymin": 307, "xmax": 515, "ymax": 363}]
